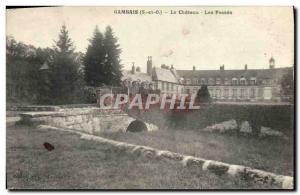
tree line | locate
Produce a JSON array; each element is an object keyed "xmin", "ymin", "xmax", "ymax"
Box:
[{"xmin": 6, "ymin": 24, "xmax": 123, "ymax": 105}]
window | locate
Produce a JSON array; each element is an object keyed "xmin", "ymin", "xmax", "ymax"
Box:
[
  {"xmin": 166, "ymin": 83, "xmax": 169, "ymax": 91},
  {"xmin": 162, "ymin": 82, "xmax": 165, "ymax": 90},
  {"xmin": 171, "ymin": 84, "xmax": 174, "ymax": 91},
  {"xmin": 208, "ymin": 89, "xmax": 213, "ymax": 97},
  {"xmin": 232, "ymin": 78, "xmax": 238, "ymax": 85},
  {"xmin": 212, "ymin": 89, "xmax": 216, "ymax": 98},
  {"xmin": 186, "ymin": 79, "xmax": 191, "ymax": 84},
  {"xmin": 201, "ymin": 78, "xmax": 207, "ymax": 85},
  {"xmin": 224, "ymin": 88, "xmax": 229, "ymax": 98},
  {"xmin": 232, "ymin": 89, "xmax": 237, "ymax": 98},
  {"xmin": 193, "ymin": 78, "xmax": 198, "ymax": 85},
  {"xmin": 154, "ymin": 82, "xmax": 158, "ymax": 90},
  {"xmin": 250, "ymin": 88, "xmax": 255, "ymax": 98},
  {"xmin": 216, "ymin": 88, "xmax": 221, "ymax": 98},
  {"xmin": 194, "ymin": 87, "xmax": 198, "ymax": 94},
  {"xmin": 240, "ymin": 88, "xmax": 245, "ymax": 98},
  {"xmin": 268, "ymin": 79, "xmax": 273, "ymax": 85}
]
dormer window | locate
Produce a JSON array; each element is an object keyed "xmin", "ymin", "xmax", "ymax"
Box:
[
  {"xmin": 240, "ymin": 77, "xmax": 246, "ymax": 85},
  {"xmin": 216, "ymin": 77, "xmax": 221, "ymax": 85},
  {"xmin": 224, "ymin": 78, "xmax": 230, "ymax": 85},
  {"xmin": 232, "ymin": 78, "xmax": 238, "ymax": 85},
  {"xmin": 186, "ymin": 79, "xmax": 191, "ymax": 84},
  {"xmin": 201, "ymin": 78, "xmax": 207, "ymax": 85},
  {"xmin": 208, "ymin": 78, "xmax": 215, "ymax": 85},
  {"xmin": 250, "ymin": 77, "xmax": 256, "ymax": 85}
]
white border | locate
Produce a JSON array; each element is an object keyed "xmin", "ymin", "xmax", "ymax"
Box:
[{"xmin": 1, "ymin": 0, "xmax": 299, "ymax": 195}]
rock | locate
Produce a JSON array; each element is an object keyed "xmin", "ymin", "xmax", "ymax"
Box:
[
  {"xmin": 260, "ymin": 127, "xmax": 284, "ymax": 137},
  {"xmin": 145, "ymin": 123, "xmax": 159, "ymax": 132},
  {"xmin": 182, "ymin": 156, "xmax": 205, "ymax": 167},
  {"xmin": 282, "ymin": 176, "xmax": 294, "ymax": 189},
  {"xmin": 244, "ymin": 169, "xmax": 278, "ymax": 185},
  {"xmin": 203, "ymin": 120, "xmax": 237, "ymax": 133},
  {"xmin": 227, "ymin": 165, "xmax": 247, "ymax": 177},
  {"xmin": 206, "ymin": 161, "xmax": 230, "ymax": 175},
  {"xmin": 157, "ymin": 151, "xmax": 183, "ymax": 161},
  {"xmin": 240, "ymin": 121, "xmax": 252, "ymax": 133},
  {"xmin": 140, "ymin": 147, "xmax": 157, "ymax": 159},
  {"xmin": 202, "ymin": 160, "xmax": 211, "ymax": 171},
  {"xmin": 202, "ymin": 160, "xmax": 230, "ymax": 175}
]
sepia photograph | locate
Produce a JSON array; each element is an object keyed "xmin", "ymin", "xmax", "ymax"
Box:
[{"xmin": 6, "ymin": 6, "xmax": 295, "ymax": 190}]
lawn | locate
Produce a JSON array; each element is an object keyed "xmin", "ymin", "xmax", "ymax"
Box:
[
  {"xmin": 99, "ymin": 129, "xmax": 294, "ymax": 176},
  {"xmin": 6, "ymin": 125, "xmax": 276, "ymax": 189}
]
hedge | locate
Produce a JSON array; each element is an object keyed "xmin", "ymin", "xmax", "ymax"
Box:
[{"xmin": 127, "ymin": 103, "xmax": 294, "ymax": 136}]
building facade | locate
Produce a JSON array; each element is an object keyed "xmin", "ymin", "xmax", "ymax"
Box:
[{"xmin": 122, "ymin": 56, "xmax": 293, "ymax": 102}]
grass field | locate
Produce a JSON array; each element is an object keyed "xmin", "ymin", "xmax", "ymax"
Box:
[
  {"xmin": 100, "ymin": 129, "xmax": 294, "ymax": 176},
  {"xmin": 6, "ymin": 125, "xmax": 278, "ymax": 189}
]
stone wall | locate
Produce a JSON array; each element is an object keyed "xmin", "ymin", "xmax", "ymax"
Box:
[{"xmin": 20, "ymin": 108, "xmax": 158, "ymax": 134}]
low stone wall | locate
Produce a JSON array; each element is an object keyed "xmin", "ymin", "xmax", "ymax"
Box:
[
  {"xmin": 38, "ymin": 125, "xmax": 294, "ymax": 189},
  {"xmin": 7, "ymin": 104, "xmax": 97, "ymax": 112},
  {"xmin": 20, "ymin": 108, "xmax": 158, "ymax": 134}
]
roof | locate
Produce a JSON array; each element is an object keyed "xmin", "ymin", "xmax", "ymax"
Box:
[
  {"xmin": 152, "ymin": 67, "xmax": 179, "ymax": 83},
  {"xmin": 122, "ymin": 70, "xmax": 152, "ymax": 82},
  {"xmin": 177, "ymin": 67, "xmax": 293, "ymax": 80},
  {"xmin": 40, "ymin": 61, "xmax": 49, "ymax": 70}
]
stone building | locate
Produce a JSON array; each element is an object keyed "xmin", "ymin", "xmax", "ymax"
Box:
[{"xmin": 122, "ymin": 56, "xmax": 293, "ymax": 102}]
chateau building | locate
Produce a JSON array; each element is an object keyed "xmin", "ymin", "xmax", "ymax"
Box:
[{"xmin": 122, "ymin": 56, "xmax": 293, "ymax": 102}]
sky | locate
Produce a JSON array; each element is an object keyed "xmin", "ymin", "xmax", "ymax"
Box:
[{"xmin": 6, "ymin": 6, "xmax": 294, "ymax": 72}]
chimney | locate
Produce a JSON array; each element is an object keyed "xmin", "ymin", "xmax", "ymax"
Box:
[
  {"xmin": 269, "ymin": 57, "xmax": 275, "ymax": 69},
  {"xmin": 131, "ymin": 62, "xmax": 135, "ymax": 74},
  {"xmin": 147, "ymin": 56, "xmax": 152, "ymax": 75},
  {"xmin": 220, "ymin": 64, "xmax": 225, "ymax": 71},
  {"xmin": 244, "ymin": 64, "xmax": 248, "ymax": 70},
  {"xmin": 136, "ymin": 66, "xmax": 141, "ymax": 72},
  {"xmin": 193, "ymin": 66, "xmax": 196, "ymax": 71}
]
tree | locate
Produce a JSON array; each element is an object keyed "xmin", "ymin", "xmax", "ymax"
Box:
[
  {"xmin": 196, "ymin": 85, "xmax": 211, "ymax": 103},
  {"xmin": 83, "ymin": 26, "xmax": 106, "ymax": 87},
  {"xmin": 103, "ymin": 26, "xmax": 123, "ymax": 86},
  {"xmin": 48, "ymin": 24, "xmax": 84, "ymax": 104},
  {"xmin": 280, "ymin": 70, "xmax": 294, "ymax": 102},
  {"xmin": 6, "ymin": 36, "xmax": 44, "ymax": 103}
]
